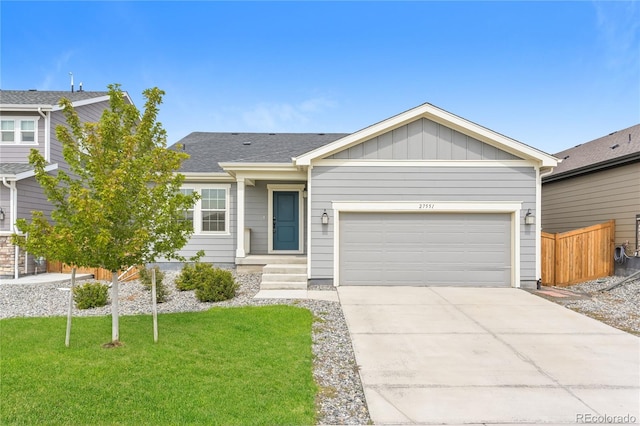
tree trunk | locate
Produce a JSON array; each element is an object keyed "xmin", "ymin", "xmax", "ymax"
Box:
[
  {"xmin": 111, "ymin": 271, "xmax": 120, "ymax": 342},
  {"xmin": 152, "ymin": 268, "xmax": 158, "ymax": 343}
]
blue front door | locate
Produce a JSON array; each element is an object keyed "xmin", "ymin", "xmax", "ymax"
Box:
[{"xmin": 273, "ymin": 191, "xmax": 299, "ymax": 251}]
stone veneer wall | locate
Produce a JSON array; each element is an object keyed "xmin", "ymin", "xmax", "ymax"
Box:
[
  {"xmin": 0, "ymin": 236, "xmax": 38, "ymax": 278},
  {"xmin": 0, "ymin": 235, "xmax": 17, "ymax": 277}
]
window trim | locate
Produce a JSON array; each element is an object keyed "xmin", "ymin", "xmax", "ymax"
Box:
[
  {"xmin": 182, "ymin": 184, "xmax": 231, "ymax": 235},
  {"xmin": 0, "ymin": 117, "xmax": 40, "ymax": 145}
]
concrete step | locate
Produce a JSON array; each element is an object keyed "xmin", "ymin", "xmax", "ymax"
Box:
[
  {"xmin": 263, "ymin": 264, "xmax": 307, "ymax": 274},
  {"xmin": 237, "ymin": 255, "xmax": 307, "ymax": 265},
  {"xmin": 261, "ymin": 273, "xmax": 307, "ymax": 283},
  {"xmin": 260, "ymin": 281, "xmax": 307, "ymax": 290}
]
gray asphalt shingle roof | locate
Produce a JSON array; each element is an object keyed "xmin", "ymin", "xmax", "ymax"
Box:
[
  {"xmin": 0, "ymin": 90, "xmax": 109, "ymax": 106},
  {"xmin": 173, "ymin": 132, "xmax": 349, "ymax": 173},
  {"xmin": 0, "ymin": 163, "xmax": 34, "ymax": 176},
  {"xmin": 546, "ymin": 123, "xmax": 640, "ymax": 180}
]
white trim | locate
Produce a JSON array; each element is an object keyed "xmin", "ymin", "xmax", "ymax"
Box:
[
  {"xmin": 181, "ymin": 172, "xmax": 233, "ymax": 183},
  {"xmin": 332, "ymin": 200, "xmax": 523, "ymax": 288},
  {"xmin": 14, "ymin": 163, "xmax": 58, "ymax": 181},
  {"xmin": 312, "ymin": 159, "xmax": 536, "ymax": 168},
  {"xmin": 535, "ymin": 166, "xmax": 542, "ymax": 283},
  {"xmin": 235, "ymin": 179, "xmax": 246, "ymax": 258},
  {"xmin": 306, "ymin": 166, "xmax": 313, "ymax": 278},
  {"xmin": 267, "ymin": 184, "xmax": 305, "ymax": 254},
  {"xmin": 181, "ymin": 183, "xmax": 231, "ymax": 236},
  {"xmin": 51, "ymin": 95, "xmax": 112, "ymax": 111},
  {"xmin": 0, "ymin": 116, "xmax": 40, "ymax": 145},
  {"xmin": 294, "ymin": 103, "xmax": 558, "ymax": 167}
]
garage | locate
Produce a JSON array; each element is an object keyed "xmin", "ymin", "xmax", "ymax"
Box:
[{"xmin": 339, "ymin": 212, "xmax": 512, "ymax": 287}]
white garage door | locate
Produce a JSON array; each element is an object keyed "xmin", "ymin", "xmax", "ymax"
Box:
[{"xmin": 339, "ymin": 212, "xmax": 512, "ymax": 287}]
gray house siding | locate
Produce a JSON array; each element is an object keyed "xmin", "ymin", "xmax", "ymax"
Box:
[
  {"xmin": 16, "ymin": 177, "xmax": 53, "ymax": 221},
  {"xmin": 542, "ymin": 163, "xmax": 640, "ymax": 250},
  {"xmin": 175, "ymin": 182, "xmax": 237, "ymax": 265},
  {"xmin": 310, "ymin": 165, "xmax": 537, "ymax": 285},
  {"xmin": 50, "ymin": 100, "xmax": 110, "ymax": 171},
  {"xmin": 245, "ymin": 180, "xmax": 308, "ymax": 255},
  {"xmin": 329, "ymin": 118, "xmax": 521, "ymax": 161},
  {"xmin": 0, "ymin": 185, "xmax": 10, "ymax": 233},
  {"xmin": 0, "ymin": 111, "xmax": 45, "ymax": 162}
]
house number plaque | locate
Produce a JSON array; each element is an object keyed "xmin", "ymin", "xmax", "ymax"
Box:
[{"xmin": 418, "ymin": 203, "xmax": 435, "ymax": 209}]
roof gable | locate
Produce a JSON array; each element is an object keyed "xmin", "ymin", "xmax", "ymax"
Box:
[
  {"xmin": 0, "ymin": 90, "xmax": 129, "ymax": 111},
  {"xmin": 326, "ymin": 117, "xmax": 521, "ymax": 161},
  {"xmin": 294, "ymin": 103, "xmax": 558, "ymax": 167},
  {"xmin": 545, "ymin": 123, "xmax": 640, "ymax": 181}
]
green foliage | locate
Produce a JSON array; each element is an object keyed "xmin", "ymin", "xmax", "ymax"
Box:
[
  {"xmin": 72, "ymin": 282, "xmax": 109, "ymax": 309},
  {"xmin": 138, "ymin": 266, "xmax": 168, "ymax": 303},
  {"xmin": 11, "ymin": 84, "xmax": 198, "ymax": 271},
  {"xmin": 194, "ymin": 267, "xmax": 238, "ymax": 302},
  {"xmin": 176, "ymin": 263, "xmax": 238, "ymax": 302},
  {"xmin": 10, "ymin": 84, "xmax": 198, "ymax": 342},
  {"xmin": 175, "ymin": 262, "xmax": 208, "ymax": 291}
]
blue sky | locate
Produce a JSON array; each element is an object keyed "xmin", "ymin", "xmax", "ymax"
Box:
[{"xmin": 1, "ymin": 1, "xmax": 638, "ymax": 154}]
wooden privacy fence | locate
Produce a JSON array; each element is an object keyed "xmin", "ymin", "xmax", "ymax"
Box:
[
  {"xmin": 541, "ymin": 220, "xmax": 615, "ymax": 286},
  {"xmin": 47, "ymin": 261, "xmax": 139, "ymax": 281}
]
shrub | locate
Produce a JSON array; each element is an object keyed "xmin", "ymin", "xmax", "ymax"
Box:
[
  {"xmin": 176, "ymin": 262, "xmax": 209, "ymax": 291},
  {"xmin": 194, "ymin": 267, "xmax": 238, "ymax": 302},
  {"xmin": 73, "ymin": 282, "xmax": 109, "ymax": 309},
  {"xmin": 138, "ymin": 266, "xmax": 168, "ymax": 303}
]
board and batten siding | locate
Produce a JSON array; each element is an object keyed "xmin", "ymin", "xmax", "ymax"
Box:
[
  {"xmin": 328, "ymin": 118, "xmax": 521, "ymax": 161},
  {"xmin": 16, "ymin": 177, "xmax": 53, "ymax": 221},
  {"xmin": 542, "ymin": 163, "xmax": 640, "ymax": 250},
  {"xmin": 310, "ymin": 165, "xmax": 537, "ymax": 285},
  {"xmin": 0, "ymin": 112, "xmax": 45, "ymax": 162}
]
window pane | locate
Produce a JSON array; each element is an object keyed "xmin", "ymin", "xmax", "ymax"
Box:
[
  {"xmin": 21, "ymin": 121, "xmax": 35, "ymax": 131},
  {"xmin": 1, "ymin": 132, "xmax": 15, "ymax": 142},
  {"xmin": 21, "ymin": 132, "xmax": 35, "ymax": 142},
  {"xmin": 1, "ymin": 121, "xmax": 14, "ymax": 131},
  {"xmin": 202, "ymin": 211, "xmax": 225, "ymax": 232}
]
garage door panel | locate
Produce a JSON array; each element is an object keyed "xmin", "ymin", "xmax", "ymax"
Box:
[{"xmin": 340, "ymin": 212, "xmax": 511, "ymax": 287}]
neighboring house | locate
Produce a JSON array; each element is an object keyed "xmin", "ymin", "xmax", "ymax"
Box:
[
  {"xmin": 170, "ymin": 103, "xmax": 558, "ymax": 289},
  {"xmin": 0, "ymin": 89, "xmax": 131, "ymax": 279},
  {"xmin": 541, "ymin": 123, "xmax": 640, "ymax": 253}
]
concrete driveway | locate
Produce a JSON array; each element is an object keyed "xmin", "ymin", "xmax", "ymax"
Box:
[{"xmin": 338, "ymin": 287, "xmax": 640, "ymax": 425}]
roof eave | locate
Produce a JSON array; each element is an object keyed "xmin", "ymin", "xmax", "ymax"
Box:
[
  {"xmin": 0, "ymin": 104, "xmax": 54, "ymax": 112},
  {"xmin": 294, "ymin": 103, "xmax": 558, "ymax": 167},
  {"xmin": 542, "ymin": 152, "xmax": 640, "ymax": 183}
]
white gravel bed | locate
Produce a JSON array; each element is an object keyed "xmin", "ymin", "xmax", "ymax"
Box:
[
  {"xmin": 0, "ymin": 272, "xmax": 371, "ymax": 425},
  {"xmin": 551, "ymin": 275, "xmax": 640, "ymax": 335}
]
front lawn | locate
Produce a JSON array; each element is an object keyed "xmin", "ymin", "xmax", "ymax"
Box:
[{"xmin": 0, "ymin": 306, "xmax": 316, "ymax": 425}]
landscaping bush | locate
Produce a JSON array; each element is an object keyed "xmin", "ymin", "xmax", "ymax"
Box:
[
  {"xmin": 72, "ymin": 282, "xmax": 109, "ymax": 309},
  {"xmin": 138, "ymin": 266, "xmax": 168, "ymax": 303},
  {"xmin": 195, "ymin": 266, "xmax": 238, "ymax": 302},
  {"xmin": 176, "ymin": 262, "xmax": 209, "ymax": 291}
]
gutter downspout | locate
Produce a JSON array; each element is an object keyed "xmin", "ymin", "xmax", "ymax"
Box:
[
  {"xmin": 2, "ymin": 177, "xmax": 19, "ymax": 279},
  {"xmin": 37, "ymin": 107, "xmax": 50, "ymax": 163}
]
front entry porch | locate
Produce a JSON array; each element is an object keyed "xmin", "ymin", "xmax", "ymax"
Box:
[{"xmin": 236, "ymin": 255, "xmax": 308, "ymax": 290}]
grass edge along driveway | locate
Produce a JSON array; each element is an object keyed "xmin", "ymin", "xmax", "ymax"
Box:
[{"xmin": 0, "ymin": 305, "xmax": 316, "ymax": 425}]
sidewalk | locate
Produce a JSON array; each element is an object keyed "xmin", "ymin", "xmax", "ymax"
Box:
[{"xmin": 0, "ymin": 273, "xmax": 93, "ymax": 285}]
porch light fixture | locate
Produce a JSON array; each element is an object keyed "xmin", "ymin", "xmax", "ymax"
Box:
[
  {"xmin": 303, "ymin": 187, "xmax": 308, "ymax": 198},
  {"xmin": 0, "ymin": 207, "xmax": 4, "ymax": 221},
  {"xmin": 321, "ymin": 210, "xmax": 329, "ymax": 225},
  {"xmin": 524, "ymin": 209, "xmax": 535, "ymax": 225}
]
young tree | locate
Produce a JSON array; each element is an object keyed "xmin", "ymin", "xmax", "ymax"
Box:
[{"xmin": 13, "ymin": 84, "xmax": 198, "ymax": 345}]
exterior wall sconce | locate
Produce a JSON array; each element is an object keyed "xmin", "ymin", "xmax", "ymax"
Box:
[
  {"xmin": 0, "ymin": 207, "xmax": 5, "ymax": 221},
  {"xmin": 303, "ymin": 187, "xmax": 308, "ymax": 198},
  {"xmin": 524, "ymin": 209, "xmax": 535, "ymax": 225},
  {"xmin": 321, "ymin": 210, "xmax": 329, "ymax": 225}
]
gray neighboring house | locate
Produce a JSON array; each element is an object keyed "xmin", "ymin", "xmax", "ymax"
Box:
[
  {"xmin": 171, "ymin": 103, "xmax": 558, "ymax": 289},
  {"xmin": 541, "ymin": 123, "xmax": 640, "ymax": 253},
  {"xmin": 0, "ymin": 89, "xmax": 131, "ymax": 279}
]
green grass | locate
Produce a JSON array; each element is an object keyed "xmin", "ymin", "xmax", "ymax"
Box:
[{"xmin": 0, "ymin": 306, "xmax": 316, "ymax": 425}]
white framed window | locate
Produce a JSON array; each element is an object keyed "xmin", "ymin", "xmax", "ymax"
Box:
[
  {"xmin": 178, "ymin": 188, "xmax": 195, "ymax": 231},
  {"xmin": 181, "ymin": 184, "xmax": 230, "ymax": 235},
  {"xmin": 0, "ymin": 117, "xmax": 39, "ymax": 144}
]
